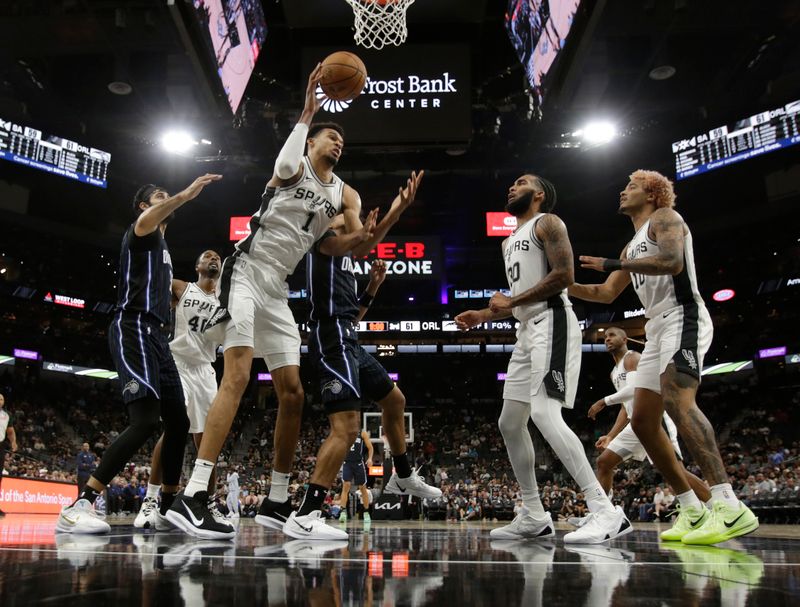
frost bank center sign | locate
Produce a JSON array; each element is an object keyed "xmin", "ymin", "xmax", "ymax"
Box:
[{"xmin": 306, "ymin": 44, "xmax": 471, "ymax": 144}]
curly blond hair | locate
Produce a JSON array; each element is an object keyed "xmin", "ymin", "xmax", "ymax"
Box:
[{"xmin": 630, "ymin": 170, "xmax": 676, "ymax": 209}]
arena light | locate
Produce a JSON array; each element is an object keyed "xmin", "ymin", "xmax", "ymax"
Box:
[
  {"xmin": 712, "ymin": 288, "xmax": 736, "ymax": 302},
  {"xmin": 161, "ymin": 130, "xmax": 197, "ymax": 154},
  {"xmin": 577, "ymin": 121, "xmax": 617, "ymax": 145}
]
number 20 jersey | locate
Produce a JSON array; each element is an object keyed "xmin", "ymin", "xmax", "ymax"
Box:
[
  {"xmin": 170, "ymin": 283, "xmax": 219, "ymax": 364},
  {"xmin": 503, "ymin": 213, "xmax": 570, "ymax": 322},
  {"xmin": 235, "ymin": 156, "xmax": 345, "ymax": 277}
]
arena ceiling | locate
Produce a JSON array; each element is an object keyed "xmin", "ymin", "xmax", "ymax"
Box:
[{"xmin": 0, "ymin": 0, "xmax": 799, "ymax": 268}]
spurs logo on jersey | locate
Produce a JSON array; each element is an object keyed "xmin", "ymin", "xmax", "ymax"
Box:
[
  {"xmin": 626, "ymin": 218, "xmax": 704, "ymax": 318},
  {"xmin": 236, "ymin": 156, "xmax": 344, "ymax": 277},
  {"xmin": 502, "ymin": 213, "xmax": 570, "ymax": 321},
  {"xmin": 170, "ymin": 283, "xmax": 219, "ymax": 364}
]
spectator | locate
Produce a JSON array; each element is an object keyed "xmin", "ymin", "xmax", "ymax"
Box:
[
  {"xmin": 76, "ymin": 442, "xmax": 96, "ymax": 492},
  {"xmin": 0, "ymin": 392, "xmax": 18, "ymax": 518}
]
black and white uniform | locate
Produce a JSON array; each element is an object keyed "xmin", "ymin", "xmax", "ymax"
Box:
[
  {"xmin": 606, "ymin": 352, "xmax": 682, "ymax": 462},
  {"xmin": 170, "ymin": 283, "xmax": 219, "ymax": 433},
  {"xmin": 341, "ymin": 434, "xmax": 367, "ymax": 486},
  {"xmin": 212, "ymin": 157, "xmax": 344, "ymax": 370},
  {"xmin": 502, "ymin": 213, "xmax": 580, "ymax": 407},
  {"xmin": 306, "ymin": 232, "xmax": 395, "ymax": 413},
  {"xmin": 627, "ymin": 218, "xmax": 713, "ymax": 394},
  {"xmin": 108, "ymin": 224, "xmax": 183, "ymax": 405}
]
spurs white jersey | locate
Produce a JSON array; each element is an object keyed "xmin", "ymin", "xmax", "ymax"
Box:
[
  {"xmin": 170, "ymin": 283, "xmax": 219, "ymax": 364},
  {"xmin": 503, "ymin": 213, "xmax": 570, "ymax": 321},
  {"xmin": 610, "ymin": 351, "xmax": 636, "ymax": 417},
  {"xmin": 236, "ymin": 156, "xmax": 344, "ymax": 277},
  {"xmin": 626, "ymin": 217, "xmax": 704, "ymax": 318}
]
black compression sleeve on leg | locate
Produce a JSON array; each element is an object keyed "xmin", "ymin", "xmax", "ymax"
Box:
[
  {"xmin": 92, "ymin": 398, "xmax": 161, "ymax": 485},
  {"xmin": 159, "ymin": 397, "xmax": 190, "ymax": 486}
]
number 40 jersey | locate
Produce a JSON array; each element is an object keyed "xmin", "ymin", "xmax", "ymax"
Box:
[
  {"xmin": 502, "ymin": 213, "xmax": 571, "ymax": 322},
  {"xmin": 170, "ymin": 282, "xmax": 219, "ymax": 364}
]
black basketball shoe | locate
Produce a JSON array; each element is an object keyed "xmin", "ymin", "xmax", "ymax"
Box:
[
  {"xmin": 255, "ymin": 498, "xmax": 293, "ymax": 531},
  {"xmin": 165, "ymin": 491, "xmax": 236, "ymax": 540}
]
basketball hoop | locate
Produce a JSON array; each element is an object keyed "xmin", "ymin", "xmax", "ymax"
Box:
[{"xmin": 345, "ymin": 0, "xmax": 415, "ymax": 50}]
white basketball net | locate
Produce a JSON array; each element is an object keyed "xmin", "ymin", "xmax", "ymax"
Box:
[{"xmin": 345, "ymin": 0, "xmax": 415, "ymax": 50}]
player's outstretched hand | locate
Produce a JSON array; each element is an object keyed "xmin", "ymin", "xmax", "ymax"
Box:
[
  {"xmin": 369, "ymin": 259, "xmax": 387, "ymax": 286},
  {"xmin": 595, "ymin": 435, "xmax": 610, "ymax": 450},
  {"xmin": 579, "ymin": 255, "xmax": 610, "ymax": 272},
  {"xmin": 303, "ymin": 63, "xmax": 324, "ymax": 117},
  {"xmin": 391, "ymin": 170, "xmax": 424, "ymax": 214},
  {"xmin": 182, "ymin": 174, "xmax": 223, "ymax": 201},
  {"xmin": 488, "ymin": 291, "xmax": 513, "ymax": 313},
  {"xmin": 587, "ymin": 398, "xmax": 606, "ymax": 420},
  {"xmin": 454, "ymin": 310, "xmax": 484, "ymax": 331},
  {"xmin": 358, "ymin": 208, "xmax": 378, "ymax": 242}
]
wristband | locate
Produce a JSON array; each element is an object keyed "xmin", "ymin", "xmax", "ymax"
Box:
[
  {"xmin": 602, "ymin": 258, "xmax": 623, "ymax": 272},
  {"xmin": 358, "ymin": 293, "xmax": 374, "ymax": 308}
]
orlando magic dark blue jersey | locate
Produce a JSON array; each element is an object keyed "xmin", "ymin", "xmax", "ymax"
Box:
[
  {"xmin": 345, "ymin": 434, "xmax": 365, "ymax": 464},
  {"xmin": 307, "ymin": 230, "xmax": 360, "ymax": 322},
  {"xmin": 114, "ymin": 223, "xmax": 173, "ymax": 324}
]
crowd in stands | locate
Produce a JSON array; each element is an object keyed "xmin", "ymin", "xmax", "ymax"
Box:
[{"xmin": 2, "ymin": 364, "xmax": 799, "ymax": 522}]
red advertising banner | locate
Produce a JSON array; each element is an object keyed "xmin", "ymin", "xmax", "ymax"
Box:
[
  {"xmin": 229, "ymin": 216, "xmax": 251, "ymax": 241},
  {"xmin": 486, "ymin": 212, "xmax": 517, "ymax": 236},
  {"xmin": 0, "ymin": 477, "xmax": 77, "ymax": 514}
]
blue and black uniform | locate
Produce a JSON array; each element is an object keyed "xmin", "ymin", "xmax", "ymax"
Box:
[
  {"xmin": 306, "ymin": 231, "xmax": 394, "ymax": 413},
  {"xmin": 342, "ymin": 434, "xmax": 368, "ymax": 486},
  {"xmin": 108, "ymin": 223, "xmax": 184, "ymax": 405}
]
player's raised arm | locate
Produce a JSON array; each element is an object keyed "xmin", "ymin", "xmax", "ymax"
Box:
[
  {"xmin": 273, "ymin": 64, "xmax": 323, "ymax": 184},
  {"xmin": 569, "ymin": 245, "xmax": 632, "ymax": 304},
  {"xmin": 171, "ymin": 279, "xmax": 189, "ymax": 308},
  {"xmin": 340, "ymin": 171, "xmax": 423, "ymax": 257},
  {"xmin": 134, "ymin": 174, "xmax": 222, "ymax": 237}
]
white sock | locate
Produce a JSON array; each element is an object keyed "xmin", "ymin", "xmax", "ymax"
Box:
[
  {"xmin": 269, "ymin": 471, "xmax": 291, "ymax": 503},
  {"xmin": 677, "ymin": 489, "xmax": 702, "ymax": 510},
  {"xmin": 583, "ymin": 481, "xmax": 615, "ymax": 513},
  {"xmin": 146, "ymin": 483, "xmax": 160, "ymax": 500},
  {"xmin": 710, "ymin": 483, "xmax": 739, "ymax": 508},
  {"xmin": 521, "ymin": 489, "xmax": 547, "ymax": 518},
  {"xmin": 185, "ymin": 459, "xmax": 215, "ymax": 497}
]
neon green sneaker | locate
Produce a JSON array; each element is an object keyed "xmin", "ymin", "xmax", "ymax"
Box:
[
  {"xmin": 660, "ymin": 504, "xmax": 710, "ymax": 541},
  {"xmin": 681, "ymin": 501, "xmax": 759, "ymax": 545},
  {"xmin": 339, "ymin": 510, "xmax": 347, "ymax": 523}
]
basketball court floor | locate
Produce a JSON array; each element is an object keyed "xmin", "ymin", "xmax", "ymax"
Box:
[{"xmin": 0, "ymin": 515, "xmax": 795, "ymax": 605}]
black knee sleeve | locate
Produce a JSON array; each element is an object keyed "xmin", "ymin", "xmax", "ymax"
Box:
[{"xmin": 93, "ymin": 398, "xmax": 161, "ymax": 485}]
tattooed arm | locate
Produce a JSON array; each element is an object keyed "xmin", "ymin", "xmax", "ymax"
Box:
[
  {"xmin": 489, "ymin": 214, "xmax": 574, "ymax": 313},
  {"xmin": 581, "ymin": 209, "xmax": 685, "ymax": 276},
  {"xmin": 570, "ymin": 245, "xmax": 632, "ymax": 304}
]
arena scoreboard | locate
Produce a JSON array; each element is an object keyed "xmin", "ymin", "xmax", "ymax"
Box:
[
  {"xmin": 0, "ymin": 117, "xmax": 110, "ymax": 187},
  {"xmin": 673, "ymin": 99, "xmax": 800, "ymax": 180}
]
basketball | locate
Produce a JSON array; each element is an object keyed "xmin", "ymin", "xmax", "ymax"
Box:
[{"xmin": 320, "ymin": 51, "xmax": 368, "ymax": 102}]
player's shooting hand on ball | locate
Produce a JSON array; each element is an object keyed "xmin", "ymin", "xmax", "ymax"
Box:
[
  {"xmin": 489, "ymin": 292, "xmax": 514, "ymax": 313},
  {"xmin": 302, "ymin": 63, "xmax": 324, "ymax": 120}
]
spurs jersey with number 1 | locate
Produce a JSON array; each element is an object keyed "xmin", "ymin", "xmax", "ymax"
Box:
[
  {"xmin": 236, "ymin": 156, "xmax": 345, "ymax": 276},
  {"xmin": 626, "ymin": 218, "xmax": 704, "ymax": 318},
  {"xmin": 170, "ymin": 283, "xmax": 219, "ymax": 364},
  {"xmin": 503, "ymin": 213, "xmax": 570, "ymax": 321}
]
